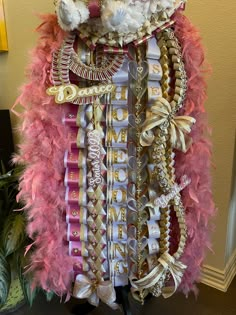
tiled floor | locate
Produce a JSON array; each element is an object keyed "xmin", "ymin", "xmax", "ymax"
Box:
[{"xmin": 6, "ymin": 277, "xmax": 236, "ymax": 315}]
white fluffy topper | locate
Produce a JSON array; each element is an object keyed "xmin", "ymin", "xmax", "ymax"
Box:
[{"xmin": 56, "ymin": 0, "xmax": 176, "ymax": 33}]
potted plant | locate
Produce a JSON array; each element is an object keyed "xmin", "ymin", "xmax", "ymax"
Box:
[
  {"xmin": 0, "ymin": 162, "xmax": 56, "ymax": 314},
  {"xmin": 0, "ymin": 163, "xmax": 32, "ymax": 313}
]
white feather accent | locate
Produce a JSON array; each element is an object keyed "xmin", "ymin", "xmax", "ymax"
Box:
[
  {"xmin": 102, "ymin": 0, "xmax": 145, "ymax": 33},
  {"xmin": 56, "ymin": 0, "xmax": 89, "ymax": 32},
  {"xmin": 149, "ymin": 0, "xmax": 176, "ymax": 14},
  {"xmin": 56, "ymin": 0, "xmax": 176, "ymax": 34}
]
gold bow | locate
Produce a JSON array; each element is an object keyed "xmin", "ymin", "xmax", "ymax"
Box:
[
  {"xmin": 73, "ymin": 275, "xmax": 119, "ymax": 310},
  {"xmin": 130, "ymin": 252, "xmax": 186, "ymax": 299},
  {"xmin": 140, "ymin": 97, "xmax": 196, "ymax": 153}
]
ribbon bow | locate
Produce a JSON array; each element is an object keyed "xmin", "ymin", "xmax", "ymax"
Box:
[
  {"xmin": 140, "ymin": 97, "xmax": 196, "ymax": 153},
  {"xmin": 73, "ymin": 275, "xmax": 119, "ymax": 310},
  {"xmin": 130, "ymin": 252, "xmax": 187, "ymax": 299}
]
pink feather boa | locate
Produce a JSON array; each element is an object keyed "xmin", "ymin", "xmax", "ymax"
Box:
[
  {"xmin": 14, "ymin": 15, "xmax": 76, "ymax": 297},
  {"xmin": 173, "ymin": 12, "xmax": 216, "ymax": 295},
  {"xmin": 14, "ymin": 12, "xmax": 215, "ymax": 299}
]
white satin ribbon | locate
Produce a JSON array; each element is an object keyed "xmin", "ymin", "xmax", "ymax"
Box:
[
  {"xmin": 146, "ymin": 37, "xmax": 161, "ymax": 60},
  {"xmin": 140, "ymin": 97, "xmax": 196, "ymax": 152},
  {"xmin": 73, "ymin": 274, "xmax": 119, "ymax": 310}
]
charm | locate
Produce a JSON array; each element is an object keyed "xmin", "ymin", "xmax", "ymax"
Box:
[{"xmin": 47, "ymin": 84, "xmax": 115, "ymax": 104}]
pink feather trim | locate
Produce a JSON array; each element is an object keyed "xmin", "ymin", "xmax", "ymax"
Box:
[
  {"xmin": 173, "ymin": 12, "xmax": 216, "ymax": 295},
  {"xmin": 13, "ymin": 14, "xmax": 76, "ymax": 297}
]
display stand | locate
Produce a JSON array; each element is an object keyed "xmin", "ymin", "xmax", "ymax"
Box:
[
  {"xmin": 70, "ymin": 301, "xmax": 96, "ymax": 315},
  {"xmin": 70, "ymin": 285, "xmax": 132, "ymax": 315},
  {"xmin": 115, "ymin": 286, "xmax": 132, "ymax": 315}
]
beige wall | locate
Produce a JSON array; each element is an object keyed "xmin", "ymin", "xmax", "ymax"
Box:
[
  {"xmin": 0, "ymin": 0, "xmax": 53, "ymax": 110},
  {"xmin": 0, "ymin": 1, "xmax": 236, "ymax": 271}
]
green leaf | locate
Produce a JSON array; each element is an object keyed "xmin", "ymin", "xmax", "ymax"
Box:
[
  {"xmin": 45, "ymin": 290, "xmax": 55, "ymax": 302},
  {"xmin": 0, "ymin": 165, "xmax": 23, "ymax": 190},
  {"xmin": 0, "ymin": 161, "xmax": 6, "ymax": 175},
  {"xmin": 0, "ymin": 250, "xmax": 11, "ymax": 308},
  {"xmin": 23, "ymin": 281, "xmax": 38, "ymax": 307},
  {"xmin": 2, "ymin": 214, "xmax": 26, "ymax": 257},
  {"xmin": 17, "ymin": 252, "xmax": 38, "ymax": 307},
  {"xmin": 20, "ymin": 274, "xmax": 38, "ymax": 307}
]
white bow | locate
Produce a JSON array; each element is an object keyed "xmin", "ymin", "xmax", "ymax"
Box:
[
  {"xmin": 130, "ymin": 252, "xmax": 187, "ymax": 299},
  {"xmin": 73, "ymin": 274, "xmax": 119, "ymax": 310}
]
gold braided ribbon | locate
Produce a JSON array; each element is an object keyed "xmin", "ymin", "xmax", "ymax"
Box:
[
  {"xmin": 140, "ymin": 97, "xmax": 196, "ymax": 153},
  {"xmin": 73, "ymin": 275, "xmax": 119, "ymax": 310},
  {"xmin": 94, "ymin": 100, "xmax": 104, "ymax": 135},
  {"xmin": 130, "ymin": 252, "xmax": 186, "ymax": 298}
]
